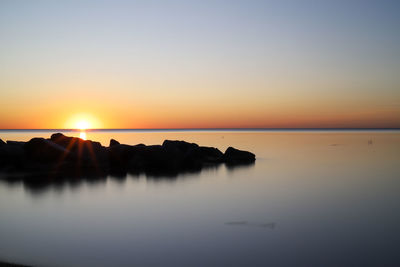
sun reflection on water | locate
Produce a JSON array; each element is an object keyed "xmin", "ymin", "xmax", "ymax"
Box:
[{"xmin": 80, "ymin": 131, "xmax": 87, "ymax": 140}]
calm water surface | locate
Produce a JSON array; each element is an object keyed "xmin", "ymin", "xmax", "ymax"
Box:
[{"xmin": 0, "ymin": 130, "xmax": 399, "ymax": 267}]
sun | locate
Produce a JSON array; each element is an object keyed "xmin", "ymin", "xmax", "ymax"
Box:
[
  {"xmin": 65, "ymin": 113, "xmax": 102, "ymax": 130},
  {"xmin": 75, "ymin": 120, "xmax": 90, "ymax": 130}
]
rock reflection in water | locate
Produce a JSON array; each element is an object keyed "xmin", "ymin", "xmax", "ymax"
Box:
[{"xmin": 0, "ymin": 161, "xmax": 254, "ymax": 195}]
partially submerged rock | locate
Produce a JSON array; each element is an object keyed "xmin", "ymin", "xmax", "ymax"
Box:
[
  {"xmin": 0, "ymin": 133, "xmax": 255, "ymax": 179},
  {"xmin": 223, "ymin": 147, "xmax": 256, "ymax": 163}
]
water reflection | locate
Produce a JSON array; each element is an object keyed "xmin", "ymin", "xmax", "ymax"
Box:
[
  {"xmin": 0, "ymin": 162, "xmax": 255, "ymax": 195},
  {"xmin": 1, "ymin": 131, "xmax": 399, "ymax": 267},
  {"xmin": 225, "ymin": 161, "xmax": 256, "ymax": 171},
  {"xmin": 79, "ymin": 131, "xmax": 87, "ymax": 140}
]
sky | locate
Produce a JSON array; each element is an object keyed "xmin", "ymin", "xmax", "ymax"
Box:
[{"xmin": 0, "ymin": 0, "xmax": 399, "ymax": 129}]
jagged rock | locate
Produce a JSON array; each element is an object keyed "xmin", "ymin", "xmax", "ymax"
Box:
[
  {"xmin": 49, "ymin": 133, "xmax": 108, "ymax": 169},
  {"xmin": 50, "ymin": 133, "xmax": 102, "ymax": 151},
  {"xmin": 0, "ymin": 139, "xmax": 6, "ymax": 146},
  {"xmin": 24, "ymin": 137, "xmax": 70, "ymax": 163},
  {"xmin": 222, "ymin": 147, "xmax": 255, "ymax": 163},
  {"xmin": 0, "ymin": 134, "xmax": 255, "ymax": 178},
  {"xmin": 109, "ymin": 139, "xmax": 120, "ymax": 147}
]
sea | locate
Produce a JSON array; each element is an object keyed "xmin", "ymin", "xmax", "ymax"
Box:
[{"xmin": 0, "ymin": 129, "xmax": 399, "ymax": 267}]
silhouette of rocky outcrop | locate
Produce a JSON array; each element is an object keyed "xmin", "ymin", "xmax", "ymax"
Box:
[
  {"xmin": 109, "ymin": 138, "xmax": 120, "ymax": 147},
  {"xmin": 223, "ymin": 147, "xmax": 256, "ymax": 164},
  {"xmin": 0, "ymin": 133, "xmax": 255, "ymax": 183}
]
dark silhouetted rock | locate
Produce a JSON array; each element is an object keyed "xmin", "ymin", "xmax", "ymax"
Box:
[
  {"xmin": 109, "ymin": 139, "xmax": 120, "ymax": 147},
  {"xmin": 0, "ymin": 141, "xmax": 26, "ymax": 170},
  {"xmin": 162, "ymin": 140, "xmax": 223, "ymax": 168},
  {"xmin": 49, "ymin": 133, "xmax": 108, "ymax": 170},
  {"xmin": 24, "ymin": 137, "xmax": 70, "ymax": 163},
  {"xmin": 198, "ymin": 146, "xmax": 224, "ymax": 162},
  {"xmin": 128, "ymin": 145, "xmax": 183, "ymax": 173},
  {"xmin": 7, "ymin": 141, "xmax": 25, "ymax": 146},
  {"xmin": 0, "ymin": 139, "xmax": 5, "ymax": 146},
  {"xmin": 50, "ymin": 133, "xmax": 102, "ymax": 151},
  {"xmin": 162, "ymin": 140, "xmax": 199, "ymax": 153},
  {"xmin": 0, "ymin": 134, "xmax": 255, "ymax": 182},
  {"xmin": 223, "ymin": 147, "xmax": 255, "ymax": 163},
  {"xmin": 108, "ymin": 143, "xmax": 146, "ymax": 170}
]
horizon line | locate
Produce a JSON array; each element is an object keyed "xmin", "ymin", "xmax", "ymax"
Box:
[{"xmin": 0, "ymin": 127, "xmax": 399, "ymax": 131}]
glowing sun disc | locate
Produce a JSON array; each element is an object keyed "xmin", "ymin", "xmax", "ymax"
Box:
[
  {"xmin": 75, "ymin": 120, "xmax": 90, "ymax": 130},
  {"xmin": 65, "ymin": 113, "xmax": 101, "ymax": 130}
]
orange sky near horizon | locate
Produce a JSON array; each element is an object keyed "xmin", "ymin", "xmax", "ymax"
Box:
[{"xmin": 0, "ymin": 93, "xmax": 399, "ymax": 129}]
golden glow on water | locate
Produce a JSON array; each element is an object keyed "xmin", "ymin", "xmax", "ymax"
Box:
[{"xmin": 79, "ymin": 131, "xmax": 87, "ymax": 140}]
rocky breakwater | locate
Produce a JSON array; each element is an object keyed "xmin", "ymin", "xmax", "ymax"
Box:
[{"xmin": 0, "ymin": 133, "xmax": 255, "ymax": 178}]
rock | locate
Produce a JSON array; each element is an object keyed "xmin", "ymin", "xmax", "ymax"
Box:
[
  {"xmin": 222, "ymin": 147, "xmax": 255, "ymax": 163},
  {"xmin": 24, "ymin": 138, "xmax": 70, "ymax": 163},
  {"xmin": 128, "ymin": 145, "xmax": 184, "ymax": 173},
  {"xmin": 182, "ymin": 146, "xmax": 223, "ymax": 169},
  {"xmin": 50, "ymin": 133, "xmax": 65, "ymax": 142},
  {"xmin": 50, "ymin": 132, "xmax": 102, "ymax": 152},
  {"xmin": 49, "ymin": 133, "xmax": 108, "ymax": 169},
  {"xmin": 0, "ymin": 141, "xmax": 26, "ymax": 170},
  {"xmin": 109, "ymin": 139, "xmax": 120, "ymax": 147},
  {"xmin": 0, "ymin": 139, "xmax": 6, "ymax": 146},
  {"xmin": 108, "ymin": 144, "xmax": 139, "ymax": 170},
  {"xmin": 51, "ymin": 132, "xmax": 101, "ymax": 148},
  {"xmin": 0, "ymin": 134, "xmax": 255, "ymax": 179},
  {"xmin": 162, "ymin": 140, "xmax": 223, "ymax": 168},
  {"xmin": 162, "ymin": 140, "xmax": 199, "ymax": 153},
  {"xmin": 198, "ymin": 146, "xmax": 224, "ymax": 162},
  {"xmin": 6, "ymin": 141, "xmax": 26, "ymax": 146},
  {"xmin": 162, "ymin": 139, "xmax": 223, "ymax": 164},
  {"xmin": 50, "ymin": 133, "xmax": 90, "ymax": 149}
]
